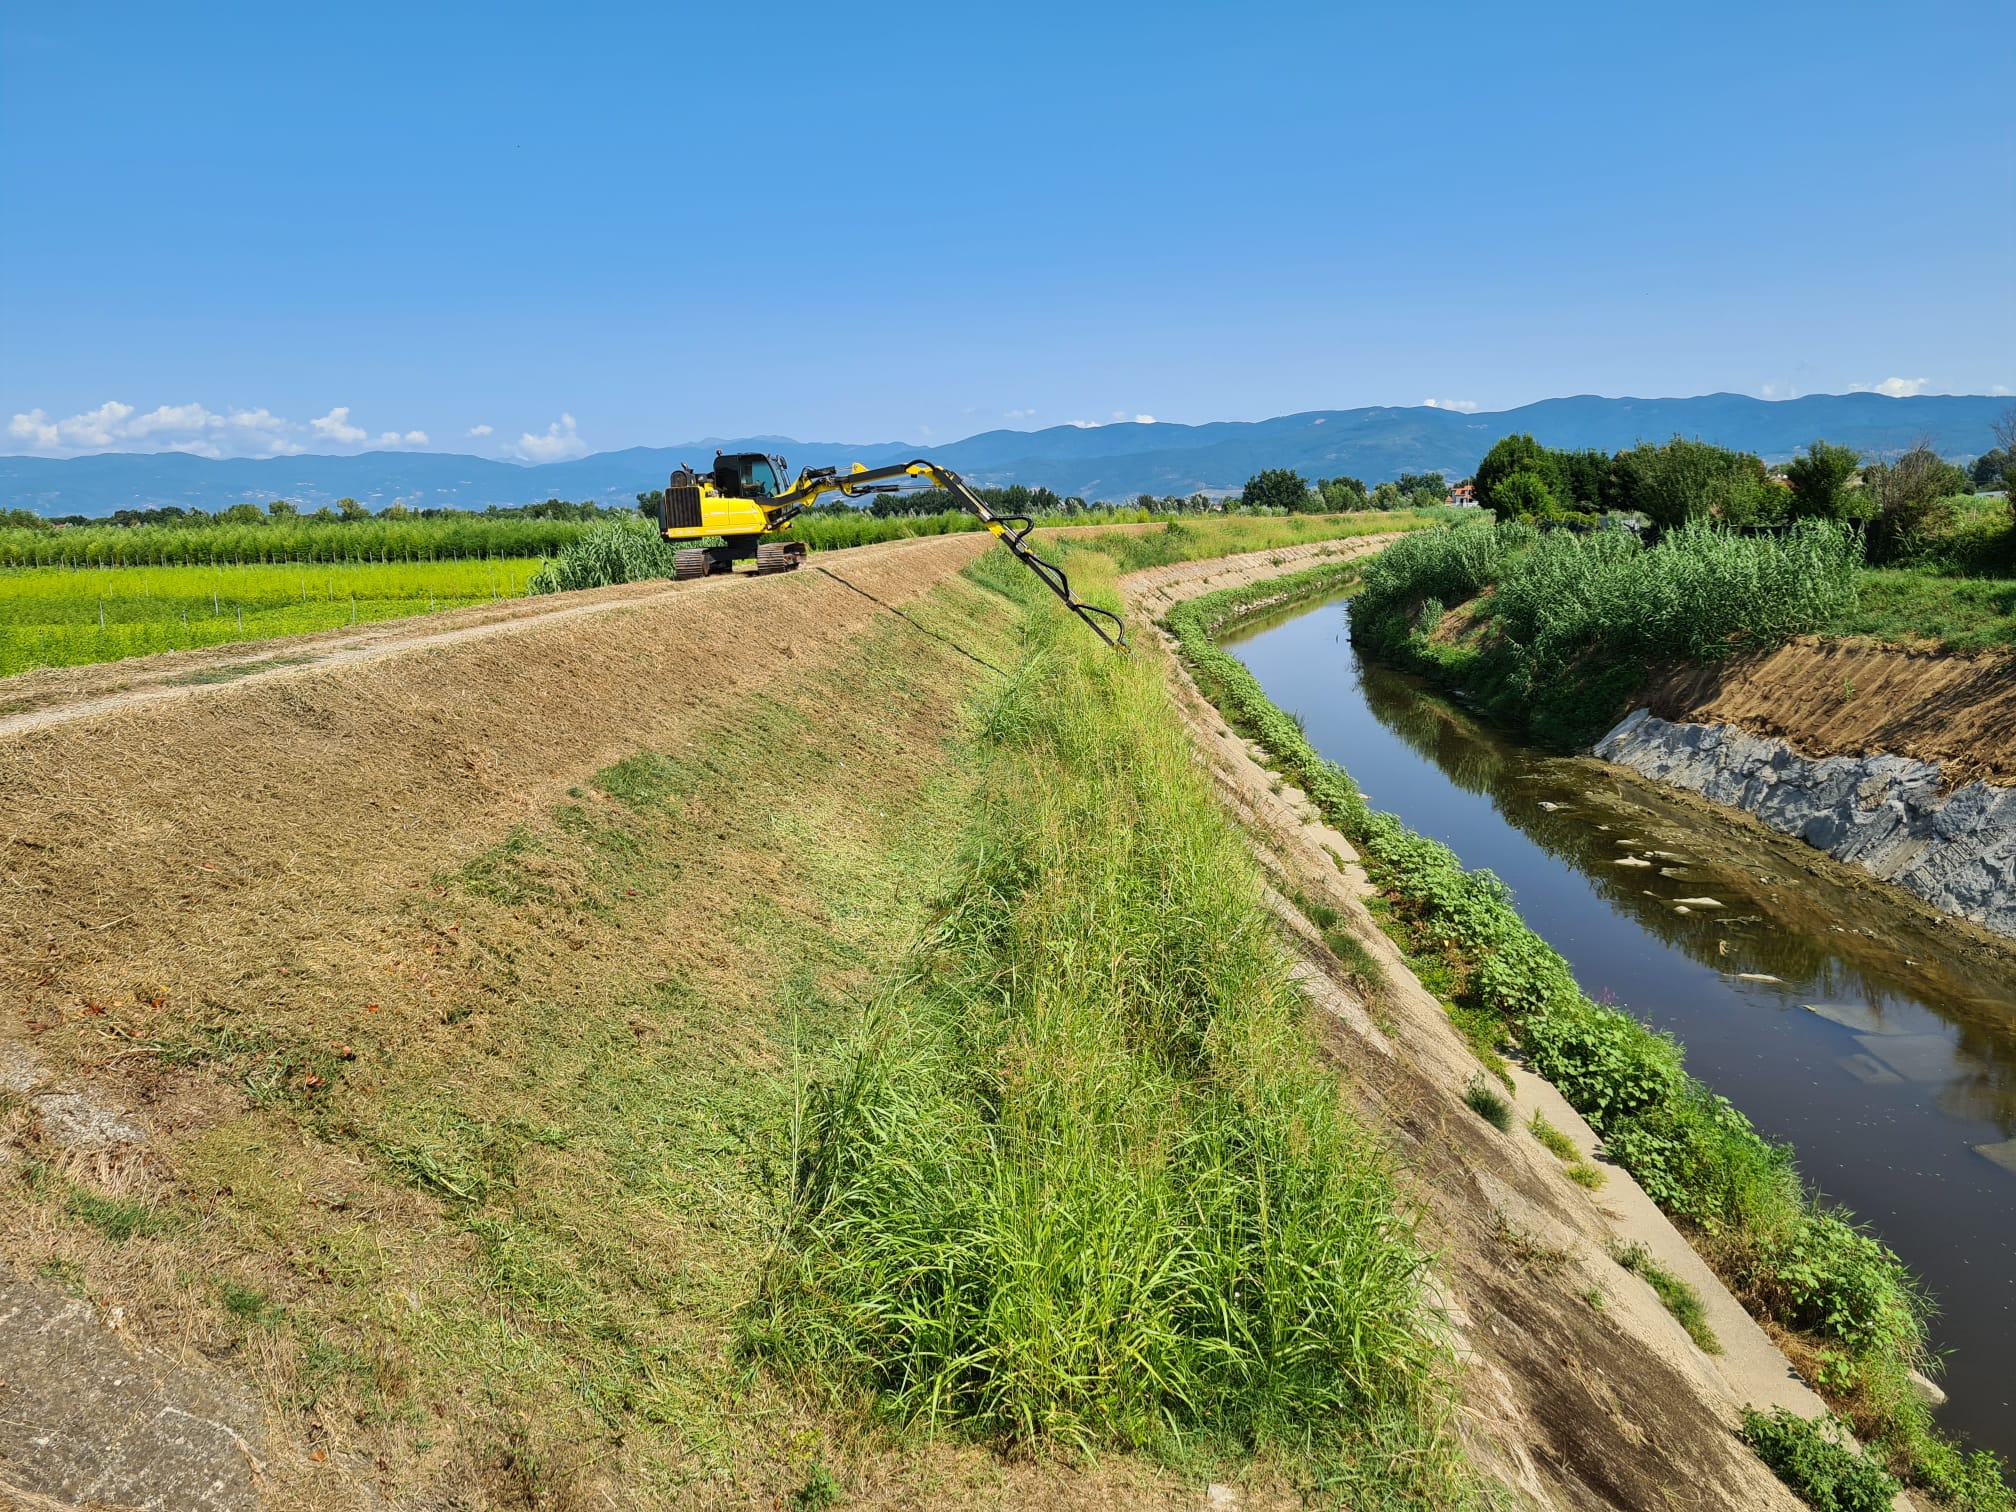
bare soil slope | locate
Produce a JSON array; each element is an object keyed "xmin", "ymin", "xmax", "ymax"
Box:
[{"xmin": 1645, "ymin": 636, "xmax": 2016, "ymax": 786}]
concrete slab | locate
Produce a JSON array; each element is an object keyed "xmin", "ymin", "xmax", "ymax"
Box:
[{"xmin": 0, "ymin": 1267, "xmax": 265, "ymax": 1511}]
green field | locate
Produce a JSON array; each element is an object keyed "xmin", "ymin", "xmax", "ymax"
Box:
[{"xmin": 0, "ymin": 559, "xmax": 541, "ymax": 676}]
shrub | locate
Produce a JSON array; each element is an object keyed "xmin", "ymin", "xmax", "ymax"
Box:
[
  {"xmin": 1492, "ymin": 469, "xmax": 1559, "ymax": 519},
  {"xmin": 1742, "ymin": 1409, "xmax": 1899, "ymax": 1512},
  {"xmin": 1785, "ymin": 440, "xmax": 1863, "ymax": 522},
  {"xmin": 526, "ymin": 522, "xmax": 684, "ymax": 593}
]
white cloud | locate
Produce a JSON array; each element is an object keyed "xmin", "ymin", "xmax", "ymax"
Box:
[
  {"xmin": 1004, "ymin": 408, "xmax": 1037, "ymax": 422},
  {"xmin": 8, "ymin": 409, "xmax": 59, "ymax": 448},
  {"xmin": 310, "ymin": 406, "xmax": 369, "ymax": 443},
  {"xmin": 467, "ymin": 423, "xmax": 494, "ymax": 437},
  {"xmin": 1852, "ymin": 376, "xmax": 1930, "ymax": 398},
  {"xmin": 512, "ymin": 413, "xmax": 586, "ymax": 462},
  {"xmin": 1989, "ymin": 385, "xmax": 2011, "ymax": 397},
  {"xmin": 130, "ymin": 403, "xmax": 223, "ymax": 436},
  {"xmin": 1066, "ymin": 419, "xmax": 1101, "ymax": 428},
  {"xmin": 3, "ymin": 398, "xmax": 434, "ymax": 458},
  {"xmin": 1133, "ymin": 414, "xmax": 1156, "ymax": 424},
  {"xmin": 1423, "ymin": 398, "xmax": 1480, "ymax": 413},
  {"xmin": 9, "ymin": 400, "xmax": 139, "ymax": 449}
]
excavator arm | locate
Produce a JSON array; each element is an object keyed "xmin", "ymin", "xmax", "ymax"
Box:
[{"xmin": 767, "ymin": 460, "xmax": 1128, "ymax": 651}]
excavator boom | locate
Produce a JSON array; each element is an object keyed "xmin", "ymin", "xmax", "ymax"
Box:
[{"xmin": 659, "ymin": 455, "xmax": 1126, "ymax": 650}]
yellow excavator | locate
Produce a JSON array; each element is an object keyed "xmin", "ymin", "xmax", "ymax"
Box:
[{"xmin": 657, "ymin": 451, "xmax": 1126, "ymax": 648}]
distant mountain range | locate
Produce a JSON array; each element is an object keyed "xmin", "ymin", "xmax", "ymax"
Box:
[{"xmin": 3, "ymin": 392, "xmax": 2008, "ymax": 518}]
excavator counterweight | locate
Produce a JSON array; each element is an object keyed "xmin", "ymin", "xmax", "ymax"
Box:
[{"xmin": 658, "ymin": 453, "xmax": 1125, "ymax": 649}]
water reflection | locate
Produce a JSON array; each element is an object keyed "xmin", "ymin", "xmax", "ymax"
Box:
[
  {"xmin": 1346, "ymin": 652, "xmax": 2016, "ymax": 1133},
  {"xmin": 1224, "ymin": 596, "xmax": 2016, "ymax": 1455}
]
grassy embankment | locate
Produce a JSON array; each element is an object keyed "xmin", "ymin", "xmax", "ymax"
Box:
[
  {"xmin": 0, "ymin": 508, "xmax": 1443, "ymax": 677},
  {"xmin": 1343, "ymin": 505, "xmax": 2016, "ymax": 751},
  {"xmin": 6, "ymin": 516, "xmax": 1475, "ymax": 1507},
  {"xmin": 1163, "ymin": 562, "xmax": 2013, "ymax": 1511}
]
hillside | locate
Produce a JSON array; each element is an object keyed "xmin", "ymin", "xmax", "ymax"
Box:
[{"xmin": 5, "ymin": 391, "xmax": 2008, "ymax": 516}]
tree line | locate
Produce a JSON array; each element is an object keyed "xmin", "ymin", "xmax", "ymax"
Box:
[
  {"xmin": 1239, "ymin": 470, "xmax": 1449, "ymax": 514},
  {"xmin": 1468, "ymin": 415, "xmax": 2014, "ymax": 562}
]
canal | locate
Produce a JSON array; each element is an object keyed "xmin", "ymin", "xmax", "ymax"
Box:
[{"xmin": 1225, "ymin": 594, "xmax": 2016, "ymax": 1460}]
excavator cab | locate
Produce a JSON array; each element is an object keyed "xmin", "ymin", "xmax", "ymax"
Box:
[{"xmin": 711, "ymin": 452, "xmax": 783, "ymax": 500}]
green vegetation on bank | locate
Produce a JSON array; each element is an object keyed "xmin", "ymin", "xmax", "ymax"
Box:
[
  {"xmin": 1350, "ymin": 519, "xmax": 1863, "ymax": 746},
  {"xmin": 1348, "ymin": 496, "xmax": 2016, "ymax": 750},
  {"xmin": 1162, "ymin": 567, "xmax": 2012, "ymax": 1510},
  {"xmin": 1743, "ymin": 1409, "xmax": 1903, "ymax": 1512},
  {"xmin": 749, "ymin": 541, "xmax": 1476, "ymax": 1499}
]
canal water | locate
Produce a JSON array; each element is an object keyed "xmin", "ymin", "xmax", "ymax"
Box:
[{"xmin": 1225, "ymin": 595, "xmax": 2016, "ymax": 1460}]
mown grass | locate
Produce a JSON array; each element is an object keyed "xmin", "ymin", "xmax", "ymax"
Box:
[
  {"xmin": 1164, "ymin": 567, "xmax": 2014, "ymax": 1510},
  {"xmin": 747, "ymin": 538, "xmax": 1480, "ymax": 1501}
]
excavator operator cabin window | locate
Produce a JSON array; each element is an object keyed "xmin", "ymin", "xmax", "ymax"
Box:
[{"xmin": 746, "ymin": 458, "xmax": 779, "ymax": 497}]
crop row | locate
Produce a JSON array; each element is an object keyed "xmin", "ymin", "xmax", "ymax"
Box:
[{"xmin": 0, "ymin": 558, "xmax": 540, "ymax": 676}]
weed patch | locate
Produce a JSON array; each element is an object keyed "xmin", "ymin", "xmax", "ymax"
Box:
[
  {"xmin": 1529, "ymin": 1109, "xmax": 1578, "ymax": 1161},
  {"xmin": 1612, "ymin": 1242, "xmax": 1719, "ymax": 1354},
  {"xmin": 1464, "ymin": 1075, "xmax": 1513, "ymax": 1131},
  {"xmin": 1743, "ymin": 1408, "xmax": 1900, "ymax": 1512},
  {"xmin": 66, "ymin": 1189, "xmax": 165, "ymax": 1243}
]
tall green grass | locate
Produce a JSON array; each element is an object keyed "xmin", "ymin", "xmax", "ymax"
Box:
[
  {"xmin": 747, "ymin": 545, "xmax": 1476, "ymax": 1501},
  {"xmin": 1164, "ymin": 567, "xmax": 2011, "ymax": 1510},
  {"xmin": 1352, "ymin": 520, "xmax": 1862, "ymax": 745},
  {"xmin": 525, "ymin": 522, "xmax": 684, "ymax": 594}
]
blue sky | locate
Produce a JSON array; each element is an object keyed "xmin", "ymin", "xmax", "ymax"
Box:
[{"xmin": 3, "ymin": 0, "xmax": 2010, "ymax": 462}]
